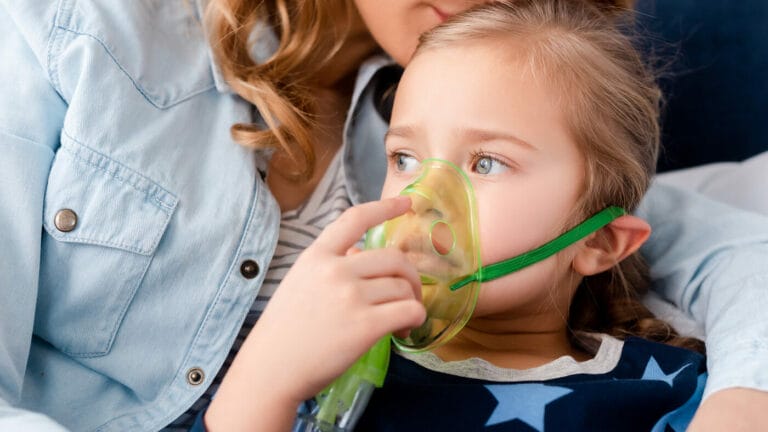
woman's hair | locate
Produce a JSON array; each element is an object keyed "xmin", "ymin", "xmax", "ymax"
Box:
[
  {"xmin": 204, "ymin": 0, "xmax": 358, "ymax": 181},
  {"xmin": 416, "ymin": 0, "xmax": 704, "ymax": 353},
  {"xmin": 205, "ymin": 0, "xmax": 639, "ymax": 182}
]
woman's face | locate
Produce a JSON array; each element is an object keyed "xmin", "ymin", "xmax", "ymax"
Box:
[
  {"xmin": 382, "ymin": 43, "xmax": 585, "ymax": 319},
  {"xmin": 353, "ymin": 0, "xmax": 494, "ymax": 65}
]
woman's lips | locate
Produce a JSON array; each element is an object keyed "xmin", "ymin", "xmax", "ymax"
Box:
[{"xmin": 430, "ymin": 5, "xmax": 454, "ymax": 22}]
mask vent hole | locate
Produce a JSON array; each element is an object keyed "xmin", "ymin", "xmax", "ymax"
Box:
[{"xmin": 430, "ymin": 220, "xmax": 455, "ymax": 256}]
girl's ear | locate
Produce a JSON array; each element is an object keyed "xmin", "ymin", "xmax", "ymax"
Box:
[{"xmin": 572, "ymin": 215, "xmax": 651, "ymax": 276}]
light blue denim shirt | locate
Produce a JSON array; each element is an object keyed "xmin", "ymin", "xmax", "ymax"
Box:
[{"xmin": 0, "ymin": 1, "xmax": 766, "ymax": 431}]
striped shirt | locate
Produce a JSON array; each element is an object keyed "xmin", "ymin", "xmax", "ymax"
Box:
[{"xmin": 165, "ymin": 150, "xmax": 352, "ymax": 430}]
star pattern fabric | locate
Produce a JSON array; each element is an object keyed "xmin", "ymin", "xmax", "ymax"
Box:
[
  {"xmin": 354, "ymin": 337, "xmax": 706, "ymax": 432},
  {"xmin": 641, "ymin": 356, "xmax": 691, "ymax": 387},
  {"xmin": 484, "ymin": 384, "xmax": 573, "ymax": 430},
  {"xmin": 651, "ymin": 373, "xmax": 708, "ymax": 432}
]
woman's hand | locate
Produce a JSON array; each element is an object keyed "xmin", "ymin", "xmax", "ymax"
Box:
[
  {"xmin": 688, "ymin": 387, "xmax": 768, "ymax": 431},
  {"xmin": 206, "ymin": 196, "xmax": 425, "ymax": 431}
]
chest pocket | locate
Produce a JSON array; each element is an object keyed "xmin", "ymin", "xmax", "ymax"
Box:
[{"xmin": 37, "ymin": 138, "xmax": 177, "ymax": 357}]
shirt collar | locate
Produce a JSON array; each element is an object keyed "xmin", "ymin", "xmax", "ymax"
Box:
[
  {"xmin": 342, "ymin": 55, "xmax": 400, "ymax": 206},
  {"xmin": 349, "ymin": 54, "xmax": 397, "ymax": 113}
]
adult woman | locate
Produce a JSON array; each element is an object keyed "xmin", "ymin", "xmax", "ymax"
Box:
[{"xmin": 0, "ymin": 1, "xmax": 765, "ymax": 431}]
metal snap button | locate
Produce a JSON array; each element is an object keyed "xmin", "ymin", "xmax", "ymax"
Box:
[
  {"xmin": 54, "ymin": 209, "xmax": 78, "ymax": 232},
  {"xmin": 186, "ymin": 367, "xmax": 205, "ymax": 386},
  {"xmin": 240, "ymin": 260, "xmax": 260, "ymax": 279}
]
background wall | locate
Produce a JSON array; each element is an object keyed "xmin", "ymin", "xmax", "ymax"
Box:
[{"xmin": 634, "ymin": 0, "xmax": 768, "ymax": 172}]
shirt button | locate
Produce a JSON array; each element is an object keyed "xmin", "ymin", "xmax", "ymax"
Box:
[
  {"xmin": 240, "ymin": 260, "xmax": 260, "ymax": 279},
  {"xmin": 186, "ymin": 367, "xmax": 205, "ymax": 386},
  {"xmin": 54, "ymin": 209, "xmax": 78, "ymax": 232}
]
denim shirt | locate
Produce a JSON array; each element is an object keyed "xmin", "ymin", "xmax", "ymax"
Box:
[{"xmin": 1, "ymin": 1, "xmax": 767, "ymax": 431}]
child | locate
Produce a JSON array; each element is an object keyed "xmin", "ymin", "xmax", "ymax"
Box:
[{"xmin": 355, "ymin": 1, "xmax": 706, "ymax": 430}]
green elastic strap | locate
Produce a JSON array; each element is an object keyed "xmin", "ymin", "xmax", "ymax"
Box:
[{"xmin": 450, "ymin": 206, "xmax": 626, "ymax": 291}]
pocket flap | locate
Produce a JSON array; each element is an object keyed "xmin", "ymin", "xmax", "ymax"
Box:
[{"xmin": 44, "ymin": 138, "xmax": 177, "ymax": 256}]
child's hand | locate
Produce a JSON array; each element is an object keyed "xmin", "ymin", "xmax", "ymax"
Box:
[
  {"xmin": 252, "ymin": 195, "xmax": 424, "ymax": 399},
  {"xmin": 206, "ymin": 196, "xmax": 425, "ymax": 431}
]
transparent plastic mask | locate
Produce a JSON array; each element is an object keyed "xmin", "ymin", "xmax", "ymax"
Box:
[{"xmin": 365, "ymin": 159, "xmax": 482, "ymax": 352}]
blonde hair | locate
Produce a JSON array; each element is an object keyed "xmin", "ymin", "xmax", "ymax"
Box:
[
  {"xmin": 416, "ymin": 0, "xmax": 703, "ymax": 353},
  {"xmin": 206, "ymin": 0, "xmax": 638, "ymax": 182}
]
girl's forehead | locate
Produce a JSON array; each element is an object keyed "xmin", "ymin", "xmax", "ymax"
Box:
[{"xmin": 400, "ymin": 44, "xmax": 563, "ymax": 115}]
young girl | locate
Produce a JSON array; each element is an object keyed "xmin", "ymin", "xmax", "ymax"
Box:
[{"xmin": 353, "ymin": 1, "xmax": 705, "ymax": 430}]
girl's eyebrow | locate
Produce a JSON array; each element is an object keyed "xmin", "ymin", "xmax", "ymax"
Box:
[
  {"xmin": 385, "ymin": 125, "xmax": 415, "ymax": 141},
  {"xmin": 456, "ymin": 127, "xmax": 537, "ymax": 151},
  {"xmin": 386, "ymin": 125, "xmax": 536, "ymax": 151}
]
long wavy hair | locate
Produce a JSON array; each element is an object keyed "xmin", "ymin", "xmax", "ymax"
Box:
[
  {"xmin": 205, "ymin": 0, "xmax": 638, "ymax": 182},
  {"xmin": 204, "ymin": 0, "xmax": 359, "ymax": 181},
  {"xmin": 416, "ymin": 0, "xmax": 704, "ymax": 353}
]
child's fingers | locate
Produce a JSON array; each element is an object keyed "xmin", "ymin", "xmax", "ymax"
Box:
[
  {"xmin": 360, "ymin": 277, "xmax": 419, "ymax": 305},
  {"xmin": 346, "ymin": 248, "xmax": 421, "ymax": 296},
  {"xmin": 314, "ymin": 196, "xmax": 411, "ymax": 255},
  {"xmin": 368, "ymin": 300, "xmax": 427, "ymax": 337}
]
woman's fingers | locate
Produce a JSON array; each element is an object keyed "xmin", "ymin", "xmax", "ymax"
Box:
[{"xmin": 314, "ymin": 196, "xmax": 411, "ymax": 255}]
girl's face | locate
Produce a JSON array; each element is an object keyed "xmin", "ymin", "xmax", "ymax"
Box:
[
  {"xmin": 353, "ymin": 0, "xmax": 494, "ymax": 65},
  {"xmin": 382, "ymin": 43, "xmax": 586, "ymax": 320}
]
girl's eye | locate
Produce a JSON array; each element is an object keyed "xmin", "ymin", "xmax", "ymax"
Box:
[
  {"xmin": 393, "ymin": 152, "xmax": 419, "ymax": 173},
  {"xmin": 472, "ymin": 155, "xmax": 507, "ymax": 175}
]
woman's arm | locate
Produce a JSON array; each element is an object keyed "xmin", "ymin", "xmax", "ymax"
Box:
[
  {"xmin": 638, "ymin": 182, "xmax": 768, "ymax": 427},
  {"xmin": 689, "ymin": 388, "xmax": 768, "ymax": 431},
  {"xmin": 0, "ymin": 3, "xmax": 69, "ymax": 431}
]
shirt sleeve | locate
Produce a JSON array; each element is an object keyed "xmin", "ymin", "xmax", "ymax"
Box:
[
  {"xmin": 0, "ymin": 404, "xmax": 69, "ymax": 432},
  {"xmin": 637, "ymin": 182, "xmax": 768, "ymax": 398},
  {"xmin": 0, "ymin": 3, "xmax": 68, "ymax": 429}
]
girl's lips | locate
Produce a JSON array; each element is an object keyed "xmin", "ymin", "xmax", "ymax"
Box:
[
  {"xmin": 405, "ymin": 251, "xmax": 459, "ymax": 275},
  {"xmin": 399, "ymin": 236, "xmax": 465, "ymax": 274}
]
